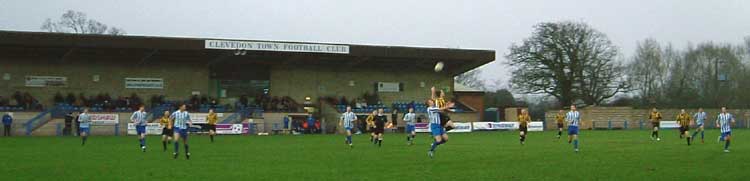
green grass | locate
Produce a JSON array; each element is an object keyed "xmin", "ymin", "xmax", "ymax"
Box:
[{"xmin": 0, "ymin": 130, "xmax": 748, "ymax": 180}]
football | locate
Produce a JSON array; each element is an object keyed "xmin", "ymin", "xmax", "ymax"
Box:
[{"xmin": 434, "ymin": 61, "xmax": 444, "ymax": 72}]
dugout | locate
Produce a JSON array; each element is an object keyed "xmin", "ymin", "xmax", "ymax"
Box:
[{"xmin": 0, "ymin": 30, "xmax": 494, "ymax": 134}]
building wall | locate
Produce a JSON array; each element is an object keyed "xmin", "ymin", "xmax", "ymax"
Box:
[
  {"xmin": 0, "ymin": 58, "xmax": 210, "ymax": 105},
  {"xmin": 455, "ymin": 92, "xmax": 484, "ymax": 121},
  {"xmin": 269, "ymin": 65, "xmax": 453, "ymax": 105}
]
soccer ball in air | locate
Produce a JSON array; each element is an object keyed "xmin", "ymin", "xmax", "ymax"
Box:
[{"xmin": 434, "ymin": 61, "xmax": 444, "ymax": 72}]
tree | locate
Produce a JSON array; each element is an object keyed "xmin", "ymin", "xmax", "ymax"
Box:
[
  {"xmin": 628, "ymin": 39, "xmax": 668, "ymax": 105},
  {"xmin": 454, "ymin": 68, "xmax": 486, "ymax": 90},
  {"xmin": 41, "ymin": 10, "xmax": 125, "ymax": 35},
  {"xmin": 507, "ymin": 21, "xmax": 626, "ymax": 107}
]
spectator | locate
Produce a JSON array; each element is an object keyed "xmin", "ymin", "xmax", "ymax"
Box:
[
  {"xmin": 65, "ymin": 93, "xmax": 76, "ymax": 104},
  {"xmin": 391, "ymin": 109, "xmax": 399, "ymax": 127},
  {"xmin": 0, "ymin": 96, "xmax": 6, "ymax": 107},
  {"xmin": 12, "ymin": 91, "xmax": 22, "ymax": 106},
  {"xmin": 22, "ymin": 92, "xmax": 33, "ymax": 109},
  {"xmin": 78, "ymin": 93, "xmax": 88, "ymax": 107},
  {"xmin": 2, "ymin": 112, "xmax": 12, "ymax": 136},
  {"xmin": 239, "ymin": 95, "xmax": 249, "ymax": 107},
  {"xmin": 339, "ymin": 96, "xmax": 348, "ymax": 106},
  {"xmin": 64, "ymin": 112, "xmax": 74, "ymax": 136},
  {"xmin": 307, "ymin": 114, "xmax": 315, "ymax": 134},
  {"xmin": 54, "ymin": 92, "xmax": 65, "ymax": 104}
]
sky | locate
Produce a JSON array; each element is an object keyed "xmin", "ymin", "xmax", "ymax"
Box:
[{"xmin": 1, "ymin": 0, "xmax": 749, "ymax": 90}]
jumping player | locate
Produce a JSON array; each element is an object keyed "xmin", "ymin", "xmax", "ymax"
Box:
[
  {"xmin": 649, "ymin": 108, "xmax": 662, "ymax": 141},
  {"xmin": 373, "ymin": 108, "xmax": 387, "ymax": 147},
  {"xmin": 518, "ymin": 109, "xmax": 531, "ymax": 145},
  {"xmin": 566, "ymin": 105, "xmax": 581, "ymax": 152},
  {"xmin": 404, "ymin": 107, "xmax": 417, "ymax": 145},
  {"xmin": 131, "ymin": 105, "xmax": 148, "ymax": 152},
  {"xmin": 159, "ymin": 110, "xmax": 173, "ymax": 152},
  {"xmin": 716, "ymin": 107, "xmax": 735, "ymax": 153},
  {"xmin": 339, "ymin": 106, "xmax": 357, "ymax": 148},
  {"xmin": 427, "ymin": 99, "xmax": 454, "ymax": 158},
  {"xmin": 206, "ymin": 109, "xmax": 218, "ymax": 143},
  {"xmin": 555, "ymin": 110, "xmax": 565, "ymax": 139},
  {"xmin": 675, "ymin": 109, "xmax": 692, "ymax": 145},
  {"xmin": 431, "ymin": 86, "xmax": 454, "ymax": 131},
  {"xmin": 170, "ymin": 104, "xmax": 192, "ymax": 159},
  {"xmin": 78, "ymin": 108, "xmax": 91, "ymax": 146},
  {"xmin": 691, "ymin": 108, "xmax": 707, "ymax": 144}
]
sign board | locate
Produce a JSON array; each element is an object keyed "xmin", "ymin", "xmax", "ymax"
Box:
[
  {"xmin": 660, "ymin": 121, "xmax": 680, "ymax": 129},
  {"xmin": 25, "ymin": 76, "xmax": 67, "ymax": 87},
  {"xmin": 125, "ymin": 78, "xmax": 164, "ymax": 89},
  {"xmin": 205, "ymin": 40, "xmax": 349, "ymax": 54},
  {"xmin": 448, "ymin": 122, "xmax": 472, "ymax": 133},
  {"xmin": 472, "ymin": 122, "xmax": 519, "ymax": 130},
  {"xmin": 127, "ymin": 123, "xmax": 162, "ymax": 135},
  {"xmin": 189, "ymin": 113, "xmax": 225, "ymax": 124},
  {"xmin": 528, "ymin": 122, "xmax": 544, "ymax": 132},
  {"xmin": 377, "ymin": 82, "xmax": 400, "ymax": 92},
  {"xmin": 89, "ymin": 113, "xmax": 119, "ymax": 125}
]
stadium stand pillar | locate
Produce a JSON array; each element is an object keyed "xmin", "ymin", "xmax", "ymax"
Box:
[
  {"xmin": 114, "ymin": 124, "xmax": 119, "ymax": 136},
  {"xmin": 624, "ymin": 120, "xmax": 628, "ymax": 129},
  {"xmin": 608, "ymin": 120, "xmax": 612, "ymax": 130}
]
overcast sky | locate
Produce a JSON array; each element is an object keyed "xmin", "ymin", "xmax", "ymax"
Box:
[{"xmin": 1, "ymin": 0, "xmax": 749, "ymax": 90}]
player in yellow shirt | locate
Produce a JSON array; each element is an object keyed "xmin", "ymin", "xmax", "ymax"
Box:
[
  {"xmin": 648, "ymin": 108, "xmax": 662, "ymax": 141},
  {"xmin": 518, "ymin": 109, "xmax": 531, "ymax": 145},
  {"xmin": 207, "ymin": 109, "xmax": 218, "ymax": 143},
  {"xmin": 555, "ymin": 110, "xmax": 565, "ymax": 139},
  {"xmin": 366, "ymin": 110, "xmax": 377, "ymax": 142},
  {"xmin": 431, "ymin": 86, "xmax": 454, "ymax": 131},
  {"xmin": 159, "ymin": 111, "xmax": 173, "ymax": 152},
  {"xmin": 675, "ymin": 109, "xmax": 692, "ymax": 145}
]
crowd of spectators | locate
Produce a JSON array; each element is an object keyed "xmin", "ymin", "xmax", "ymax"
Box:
[
  {"xmin": 0, "ymin": 91, "xmax": 43, "ymax": 110},
  {"xmin": 54, "ymin": 92, "xmax": 144, "ymax": 111},
  {"xmin": 254, "ymin": 94, "xmax": 300, "ymax": 112}
]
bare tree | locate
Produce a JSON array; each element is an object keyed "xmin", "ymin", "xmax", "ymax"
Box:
[
  {"xmin": 628, "ymin": 39, "xmax": 667, "ymax": 105},
  {"xmin": 507, "ymin": 21, "xmax": 626, "ymax": 106},
  {"xmin": 454, "ymin": 68, "xmax": 486, "ymax": 90},
  {"xmin": 41, "ymin": 10, "xmax": 125, "ymax": 35}
]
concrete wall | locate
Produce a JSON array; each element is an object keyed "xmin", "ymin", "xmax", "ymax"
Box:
[
  {"xmin": 544, "ymin": 107, "xmax": 750, "ymax": 130},
  {"xmin": 269, "ymin": 65, "xmax": 453, "ymax": 105},
  {"xmin": 0, "ymin": 59, "xmax": 210, "ymax": 106}
]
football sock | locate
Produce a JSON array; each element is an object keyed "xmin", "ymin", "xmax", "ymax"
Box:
[
  {"xmin": 701, "ymin": 131, "xmax": 704, "ymax": 140},
  {"xmin": 725, "ymin": 140, "xmax": 730, "ymax": 149},
  {"xmin": 162, "ymin": 141, "xmax": 167, "ymax": 151},
  {"xmin": 573, "ymin": 140, "xmax": 579, "ymax": 149},
  {"xmin": 184, "ymin": 144, "xmax": 189, "ymax": 153},
  {"xmin": 346, "ymin": 136, "xmax": 352, "ymax": 144},
  {"xmin": 174, "ymin": 142, "xmax": 179, "ymax": 153},
  {"xmin": 210, "ymin": 135, "xmax": 214, "ymax": 143}
]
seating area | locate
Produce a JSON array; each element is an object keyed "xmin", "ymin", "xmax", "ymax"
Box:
[
  {"xmin": 0, "ymin": 106, "xmax": 25, "ymax": 111},
  {"xmin": 336, "ymin": 104, "xmax": 391, "ymax": 113},
  {"xmin": 392, "ymin": 101, "xmax": 428, "ymax": 113}
]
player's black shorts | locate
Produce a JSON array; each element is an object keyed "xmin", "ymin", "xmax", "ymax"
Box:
[
  {"xmin": 519, "ymin": 125, "xmax": 528, "ymax": 132},
  {"xmin": 439, "ymin": 112, "xmax": 451, "ymax": 126},
  {"xmin": 557, "ymin": 123, "xmax": 564, "ymax": 129},
  {"xmin": 652, "ymin": 122, "xmax": 659, "ymax": 127},
  {"xmin": 206, "ymin": 124, "xmax": 216, "ymax": 131},
  {"xmin": 162, "ymin": 128, "xmax": 173, "ymax": 136},
  {"xmin": 373, "ymin": 127, "xmax": 384, "ymax": 134},
  {"xmin": 679, "ymin": 126, "xmax": 688, "ymax": 133}
]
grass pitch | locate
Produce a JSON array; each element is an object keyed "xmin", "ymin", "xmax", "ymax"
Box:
[{"xmin": 0, "ymin": 130, "xmax": 747, "ymax": 180}]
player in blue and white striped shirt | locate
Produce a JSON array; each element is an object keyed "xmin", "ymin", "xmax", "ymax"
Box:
[
  {"xmin": 339, "ymin": 106, "xmax": 357, "ymax": 148},
  {"xmin": 691, "ymin": 108, "xmax": 707, "ymax": 144},
  {"xmin": 427, "ymin": 99, "xmax": 454, "ymax": 158},
  {"xmin": 403, "ymin": 107, "xmax": 417, "ymax": 145},
  {"xmin": 170, "ymin": 104, "xmax": 192, "ymax": 159},
  {"xmin": 715, "ymin": 107, "xmax": 735, "ymax": 153},
  {"xmin": 566, "ymin": 105, "xmax": 582, "ymax": 152},
  {"xmin": 131, "ymin": 105, "xmax": 148, "ymax": 152},
  {"xmin": 78, "ymin": 108, "xmax": 91, "ymax": 146}
]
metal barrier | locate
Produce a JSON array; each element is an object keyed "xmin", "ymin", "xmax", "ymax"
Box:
[{"xmin": 24, "ymin": 109, "xmax": 53, "ymax": 136}]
